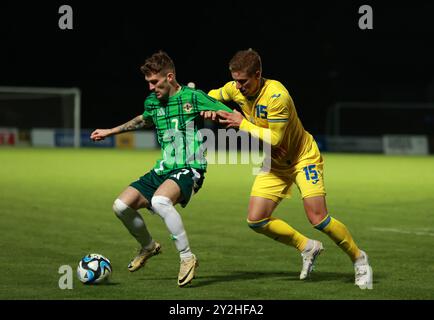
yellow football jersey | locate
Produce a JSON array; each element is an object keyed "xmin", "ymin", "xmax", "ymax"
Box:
[{"xmin": 208, "ymin": 79, "xmax": 316, "ymax": 170}]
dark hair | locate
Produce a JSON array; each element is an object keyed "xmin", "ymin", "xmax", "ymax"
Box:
[
  {"xmin": 140, "ymin": 51, "xmax": 176, "ymax": 76},
  {"xmin": 229, "ymin": 48, "xmax": 262, "ymax": 76}
]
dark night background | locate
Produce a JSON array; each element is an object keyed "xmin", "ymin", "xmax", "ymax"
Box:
[{"xmin": 1, "ymin": 1, "xmax": 434, "ymax": 135}]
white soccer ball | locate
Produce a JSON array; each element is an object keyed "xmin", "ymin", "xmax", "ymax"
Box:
[{"xmin": 77, "ymin": 253, "xmax": 112, "ymax": 284}]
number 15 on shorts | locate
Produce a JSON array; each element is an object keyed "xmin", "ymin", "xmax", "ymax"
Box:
[{"xmin": 303, "ymin": 164, "xmax": 319, "ymax": 184}]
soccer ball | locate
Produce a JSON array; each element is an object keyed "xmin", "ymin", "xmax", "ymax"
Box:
[{"xmin": 77, "ymin": 253, "xmax": 112, "ymax": 284}]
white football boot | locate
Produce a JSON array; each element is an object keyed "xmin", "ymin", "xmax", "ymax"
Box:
[
  {"xmin": 300, "ymin": 240, "xmax": 324, "ymax": 280},
  {"xmin": 354, "ymin": 250, "xmax": 373, "ymax": 289}
]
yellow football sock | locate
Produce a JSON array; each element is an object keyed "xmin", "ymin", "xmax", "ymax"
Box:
[
  {"xmin": 314, "ymin": 215, "xmax": 361, "ymax": 262},
  {"xmin": 247, "ymin": 217, "xmax": 309, "ymax": 251}
]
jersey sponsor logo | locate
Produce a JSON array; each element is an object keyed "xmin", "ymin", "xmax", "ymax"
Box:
[
  {"xmin": 183, "ymin": 103, "xmax": 193, "ymax": 113},
  {"xmin": 271, "ymin": 93, "xmax": 281, "ymax": 98},
  {"xmin": 157, "ymin": 108, "xmax": 165, "ymax": 116}
]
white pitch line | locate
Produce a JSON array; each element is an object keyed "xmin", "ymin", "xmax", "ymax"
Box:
[{"xmin": 371, "ymin": 227, "xmax": 434, "ymax": 237}]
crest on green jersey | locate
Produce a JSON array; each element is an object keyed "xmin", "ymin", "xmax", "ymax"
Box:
[{"xmin": 183, "ymin": 103, "xmax": 192, "ymax": 113}]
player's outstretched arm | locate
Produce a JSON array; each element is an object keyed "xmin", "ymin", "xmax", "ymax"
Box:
[
  {"xmin": 217, "ymin": 110, "xmax": 287, "ymax": 147},
  {"xmin": 90, "ymin": 128, "xmax": 112, "ymax": 141},
  {"xmin": 198, "ymin": 89, "xmax": 233, "ymax": 121},
  {"xmin": 90, "ymin": 114, "xmax": 152, "ymax": 141}
]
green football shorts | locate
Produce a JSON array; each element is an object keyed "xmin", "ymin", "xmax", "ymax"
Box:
[{"xmin": 130, "ymin": 168, "xmax": 205, "ymax": 207}]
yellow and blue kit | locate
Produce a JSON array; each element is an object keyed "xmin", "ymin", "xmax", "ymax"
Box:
[
  {"xmin": 209, "ymin": 79, "xmax": 326, "ymax": 202},
  {"xmin": 209, "ymin": 79, "xmax": 362, "ymax": 262}
]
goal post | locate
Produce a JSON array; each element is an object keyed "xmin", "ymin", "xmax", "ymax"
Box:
[{"xmin": 0, "ymin": 86, "xmax": 81, "ymax": 147}]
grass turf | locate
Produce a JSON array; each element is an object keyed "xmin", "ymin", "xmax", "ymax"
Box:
[{"xmin": 0, "ymin": 148, "xmax": 433, "ymax": 299}]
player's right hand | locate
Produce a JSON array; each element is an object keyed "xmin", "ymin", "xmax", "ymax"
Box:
[
  {"xmin": 200, "ymin": 111, "xmax": 218, "ymax": 121},
  {"xmin": 90, "ymin": 129, "xmax": 111, "ymax": 141}
]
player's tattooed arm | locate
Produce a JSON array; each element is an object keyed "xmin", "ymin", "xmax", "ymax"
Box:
[
  {"xmin": 116, "ymin": 115, "xmax": 153, "ymax": 133},
  {"xmin": 90, "ymin": 115, "xmax": 153, "ymax": 141}
]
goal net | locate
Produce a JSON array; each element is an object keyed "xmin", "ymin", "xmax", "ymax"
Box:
[{"xmin": 0, "ymin": 87, "xmax": 81, "ymax": 147}]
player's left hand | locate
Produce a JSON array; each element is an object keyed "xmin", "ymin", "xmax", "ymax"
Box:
[{"xmin": 217, "ymin": 109, "xmax": 244, "ymax": 128}]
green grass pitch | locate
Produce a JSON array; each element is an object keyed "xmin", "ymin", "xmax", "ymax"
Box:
[{"xmin": 0, "ymin": 148, "xmax": 433, "ymax": 300}]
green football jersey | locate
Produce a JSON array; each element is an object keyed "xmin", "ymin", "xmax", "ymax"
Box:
[{"xmin": 143, "ymin": 86, "xmax": 232, "ymax": 175}]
